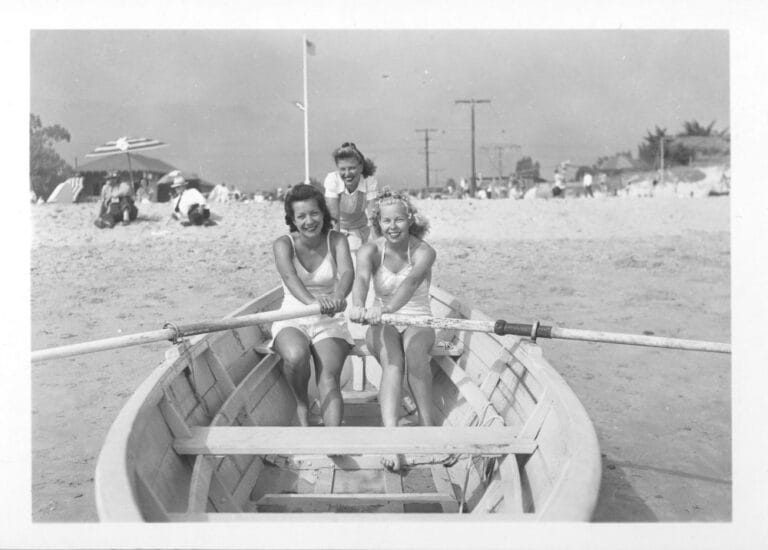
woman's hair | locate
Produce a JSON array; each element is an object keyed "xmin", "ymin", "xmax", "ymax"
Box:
[
  {"xmin": 369, "ymin": 187, "xmax": 430, "ymax": 239},
  {"xmin": 283, "ymin": 184, "xmax": 334, "ymax": 233},
  {"xmin": 332, "ymin": 142, "xmax": 377, "ymax": 177}
]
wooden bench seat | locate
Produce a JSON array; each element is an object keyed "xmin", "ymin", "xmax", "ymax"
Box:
[
  {"xmin": 173, "ymin": 426, "xmax": 537, "ymax": 456},
  {"xmin": 254, "ymin": 492, "xmax": 458, "ymax": 506}
]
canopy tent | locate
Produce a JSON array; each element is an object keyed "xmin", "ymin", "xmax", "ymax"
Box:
[{"xmin": 47, "ymin": 176, "xmax": 84, "ymax": 204}]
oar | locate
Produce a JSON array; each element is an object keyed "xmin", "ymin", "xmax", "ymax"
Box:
[
  {"xmin": 31, "ymin": 304, "xmax": 322, "ymax": 363},
  {"xmin": 377, "ymin": 314, "xmax": 731, "ymax": 354}
]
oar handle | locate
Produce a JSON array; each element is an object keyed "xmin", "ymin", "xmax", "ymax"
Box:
[
  {"xmin": 494, "ymin": 320, "xmax": 731, "ymax": 354},
  {"xmin": 31, "ymin": 304, "xmax": 323, "ymax": 363}
]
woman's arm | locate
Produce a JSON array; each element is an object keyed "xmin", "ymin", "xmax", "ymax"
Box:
[
  {"xmin": 348, "ymin": 242, "xmax": 377, "ymax": 321},
  {"xmin": 324, "ymin": 173, "xmax": 341, "ymax": 229},
  {"xmin": 379, "ymin": 241, "xmax": 435, "ymax": 314},
  {"xmin": 326, "ymin": 196, "xmax": 341, "ymax": 230},
  {"xmin": 329, "ymin": 231, "xmax": 354, "ymax": 311},
  {"xmin": 273, "ymin": 236, "xmax": 317, "ymax": 305}
]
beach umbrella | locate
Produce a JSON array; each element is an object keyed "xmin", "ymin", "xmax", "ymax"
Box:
[
  {"xmin": 85, "ymin": 136, "xmax": 169, "ymax": 187},
  {"xmin": 77, "ymin": 152, "xmax": 176, "ymax": 174}
]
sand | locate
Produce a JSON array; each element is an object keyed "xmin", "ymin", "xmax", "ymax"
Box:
[{"xmin": 30, "ymin": 195, "xmax": 731, "ymax": 522}]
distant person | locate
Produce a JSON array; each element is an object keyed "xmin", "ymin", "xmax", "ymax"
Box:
[
  {"xmin": 582, "ymin": 171, "xmax": 594, "ymax": 198},
  {"xmin": 324, "ymin": 142, "xmax": 378, "ymax": 254},
  {"xmin": 210, "ymin": 182, "xmax": 230, "ymax": 203},
  {"xmin": 170, "ymin": 176, "xmax": 212, "ymax": 226},
  {"xmin": 94, "ymin": 171, "xmax": 137, "ymax": 228},
  {"xmin": 552, "ymin": 168, "xmax": 565, "ymax": 198},
  {"xmin": 598, "ymin": 172, "xmax": 608, "ymax": 192},
  {"xmin": 459, "ymin": 178, "xmax": 468, "ymax": 198}
]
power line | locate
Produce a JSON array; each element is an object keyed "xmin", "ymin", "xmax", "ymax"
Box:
[
  {"xmin": 454, "ymin": 99, "xmax": 490, "ymax": 196},
  {"xmin": 480, "ymin": 142, "xmax": 521, "ymax": 178},
  {"xmin": 414, "ymin": 128, "xmax": 438, "ymax": 189}
]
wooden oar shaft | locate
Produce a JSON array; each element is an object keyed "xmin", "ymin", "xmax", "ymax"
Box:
[
  {"xmin": 31, "ymin": 304, "xmax": 322, "ymax": 363},
  {"xmin": 378, "ymin": 314, "xmax": 731, "ymax": 354},
  {"xmin": 547, "ymin": 326, "xmax": 731, "ymax": 354}
]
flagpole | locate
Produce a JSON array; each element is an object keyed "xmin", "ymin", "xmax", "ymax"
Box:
[{"xmin": 302, "ymin": 34, "xmax": 310, "ymax": 184}]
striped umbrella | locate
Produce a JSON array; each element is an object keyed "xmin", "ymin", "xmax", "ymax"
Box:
[{"xmin": 85, "ymin": 136, "xmax": 169, "ymax": 187}]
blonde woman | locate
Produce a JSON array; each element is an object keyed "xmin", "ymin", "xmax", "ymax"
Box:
[{"xmin": 348, "ymin": 189, "xmax": 435, "ymax": 471}]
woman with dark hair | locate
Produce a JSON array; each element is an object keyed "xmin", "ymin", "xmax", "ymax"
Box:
[
  {"xmin": 323, "ymin": 142, "xmax": 378, "ymax": 254},
  {"xmin": 348, "ymin": 189, "xmax": 436, "ymax": 471},
  {"xmin": 270, "ymin": 184, "xmax": 354, "ymax": 427}
]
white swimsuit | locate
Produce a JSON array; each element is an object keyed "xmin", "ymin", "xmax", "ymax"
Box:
[
  {"xmin": 373, "ymin": 239, "xmax": 432, "ymax": 331},
  {"xmin": 270, "ymin": 232, "xmax": 353, "ymax": 346}
]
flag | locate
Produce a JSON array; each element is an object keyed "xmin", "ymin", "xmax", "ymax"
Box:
[{"xmin": 305, "ymin": 39, "xmax": 316, "ymax": 56}]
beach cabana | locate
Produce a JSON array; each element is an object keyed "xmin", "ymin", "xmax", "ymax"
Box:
[{"xmin": 76, "ymin": 153, "xmax": 177, "ymax": 199}]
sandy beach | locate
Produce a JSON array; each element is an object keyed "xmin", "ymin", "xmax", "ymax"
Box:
[{"xmin": 30, "ymin": 195, "xmax": 730, "ymax": 522}]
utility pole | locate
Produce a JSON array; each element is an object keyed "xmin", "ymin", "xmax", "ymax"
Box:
[
  {"xmin": 455, "ymin": 99, "xmax": 491, "ymax": 196},
  {"xmin": 415, "ymin": 128, "xmax": 438, "ymax": 188},
  {"xmin": 429, "ymin": 168, "xmax": 445, "ymax": 188},
  {"xmin": 659, "ymin": 134, "xmax": 665, "ymax": 185}
]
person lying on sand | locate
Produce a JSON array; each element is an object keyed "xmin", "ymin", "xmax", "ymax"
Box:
[
  {"xmin": 270, "ymin": 184, "xmax": 355, "ymax": 427},
  {"xmin": 94, "ymin": 171, "xmax": 137, "ymax": 228},
  {"xmin": 348, "ymin": 189, "xmax": 437, "ymax": 472},
  {"xmin": 169, "ymin": 176, "xmax": 214, "ymax": 226}
]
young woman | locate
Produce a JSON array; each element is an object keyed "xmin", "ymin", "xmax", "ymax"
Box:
[
  {"xmin": 323, "ymin": 142, "xmax": 378, "ymax": 254},
  {"xmin": 348, "ymin": 189, "xmax": 436, "ymax": 471},
  {"xmin": 271, "ymin": 184, "xmax": 355, "ymax": 427}
]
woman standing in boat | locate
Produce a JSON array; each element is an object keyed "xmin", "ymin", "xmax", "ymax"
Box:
[
  {"xmin": 323, "ymin": 142, "xmax": 378, "ymax": 254},
  {"xmin": 271, "ymin": 184, "xmax": 355, "ymax": 427},
  {"xmin": 348, "ymin": 189, "xmax": 436, "ymax": 471}
]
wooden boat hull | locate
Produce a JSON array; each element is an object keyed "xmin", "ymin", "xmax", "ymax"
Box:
[{"xmin": 95, "ymin": 285, "xmax": 601, "ymax": 520}]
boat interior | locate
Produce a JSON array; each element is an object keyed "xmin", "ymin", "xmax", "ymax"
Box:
[{"xmin": 96, "ymin": 286, "xmax": 599, "ymax": 521}]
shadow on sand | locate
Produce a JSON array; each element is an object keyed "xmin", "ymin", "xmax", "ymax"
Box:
[{"xmin": 592, "ymin": 456, "xmax": 658, "ymax": 522}]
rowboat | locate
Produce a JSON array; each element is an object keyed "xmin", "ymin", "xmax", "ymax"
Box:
[{"xmin": 94, "ymin": 284, "xmax": 601, "ymax": 521}]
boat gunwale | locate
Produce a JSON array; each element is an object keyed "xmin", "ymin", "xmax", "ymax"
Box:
[{"xmin": 95, "ymin": 284, "xmax": 600, "ymax": 521}]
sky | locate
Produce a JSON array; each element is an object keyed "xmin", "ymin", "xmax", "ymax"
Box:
[{"xmin": 30, "ymin": 29, "xmax": 729, "ymax": 193}]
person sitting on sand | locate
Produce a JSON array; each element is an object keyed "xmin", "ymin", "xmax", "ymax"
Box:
[
  {"xmin": 170, "ymin": 176, "xmax": 212, "ymax": 226},
  {"xmin": 324, "ymin": 142, "xmax": 378, "ymax": 254},
  {"xmin": 94, "ymin": 171, "xmax": 137, "ymax": 228},
  {"xmin": 348, "ymin": 189, "xmax": 436, "ymax": 471},
  {"xmin": 271, "ymin": 184, "xmax": 355, "ymax": 427},
  {"xmin": 552, "ymin": 168, "xmax": 565, "ymax": 198}
]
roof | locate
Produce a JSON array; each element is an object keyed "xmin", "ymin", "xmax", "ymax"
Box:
[
  {"xmin": 671, "ymin": 135, "xmax": 730, "ymax": 152},
  {"xmin": 597, "ymin": 155, "xmax": 636, "ymax": 171}
]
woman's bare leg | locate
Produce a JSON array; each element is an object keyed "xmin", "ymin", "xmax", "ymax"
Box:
[
  {"xmin": 311, "ymin": 337, "xmax": 352, "ymax": 427},
  {"xmin": 273, "ymin": 328, "xmax": 313, "ymax": 426},
  {"xmin": 367, "ymin": 325, "xmax": 406, "ymax": 471},
  {"xmin": 402, "ymin": 327, "xmax": 436, "ymax": 426}
]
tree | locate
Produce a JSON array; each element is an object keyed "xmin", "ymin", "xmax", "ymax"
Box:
[
  {"xmin": 637, "ymin": 125, "xmax": 689, "ymax": 169},
  {"xmin": 30, "ymin": 113, "xmax": 73, "ymax": 200},
  {"xmin": 680, "ymin": 120, "xmax": 716, "ymax": 137}
]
